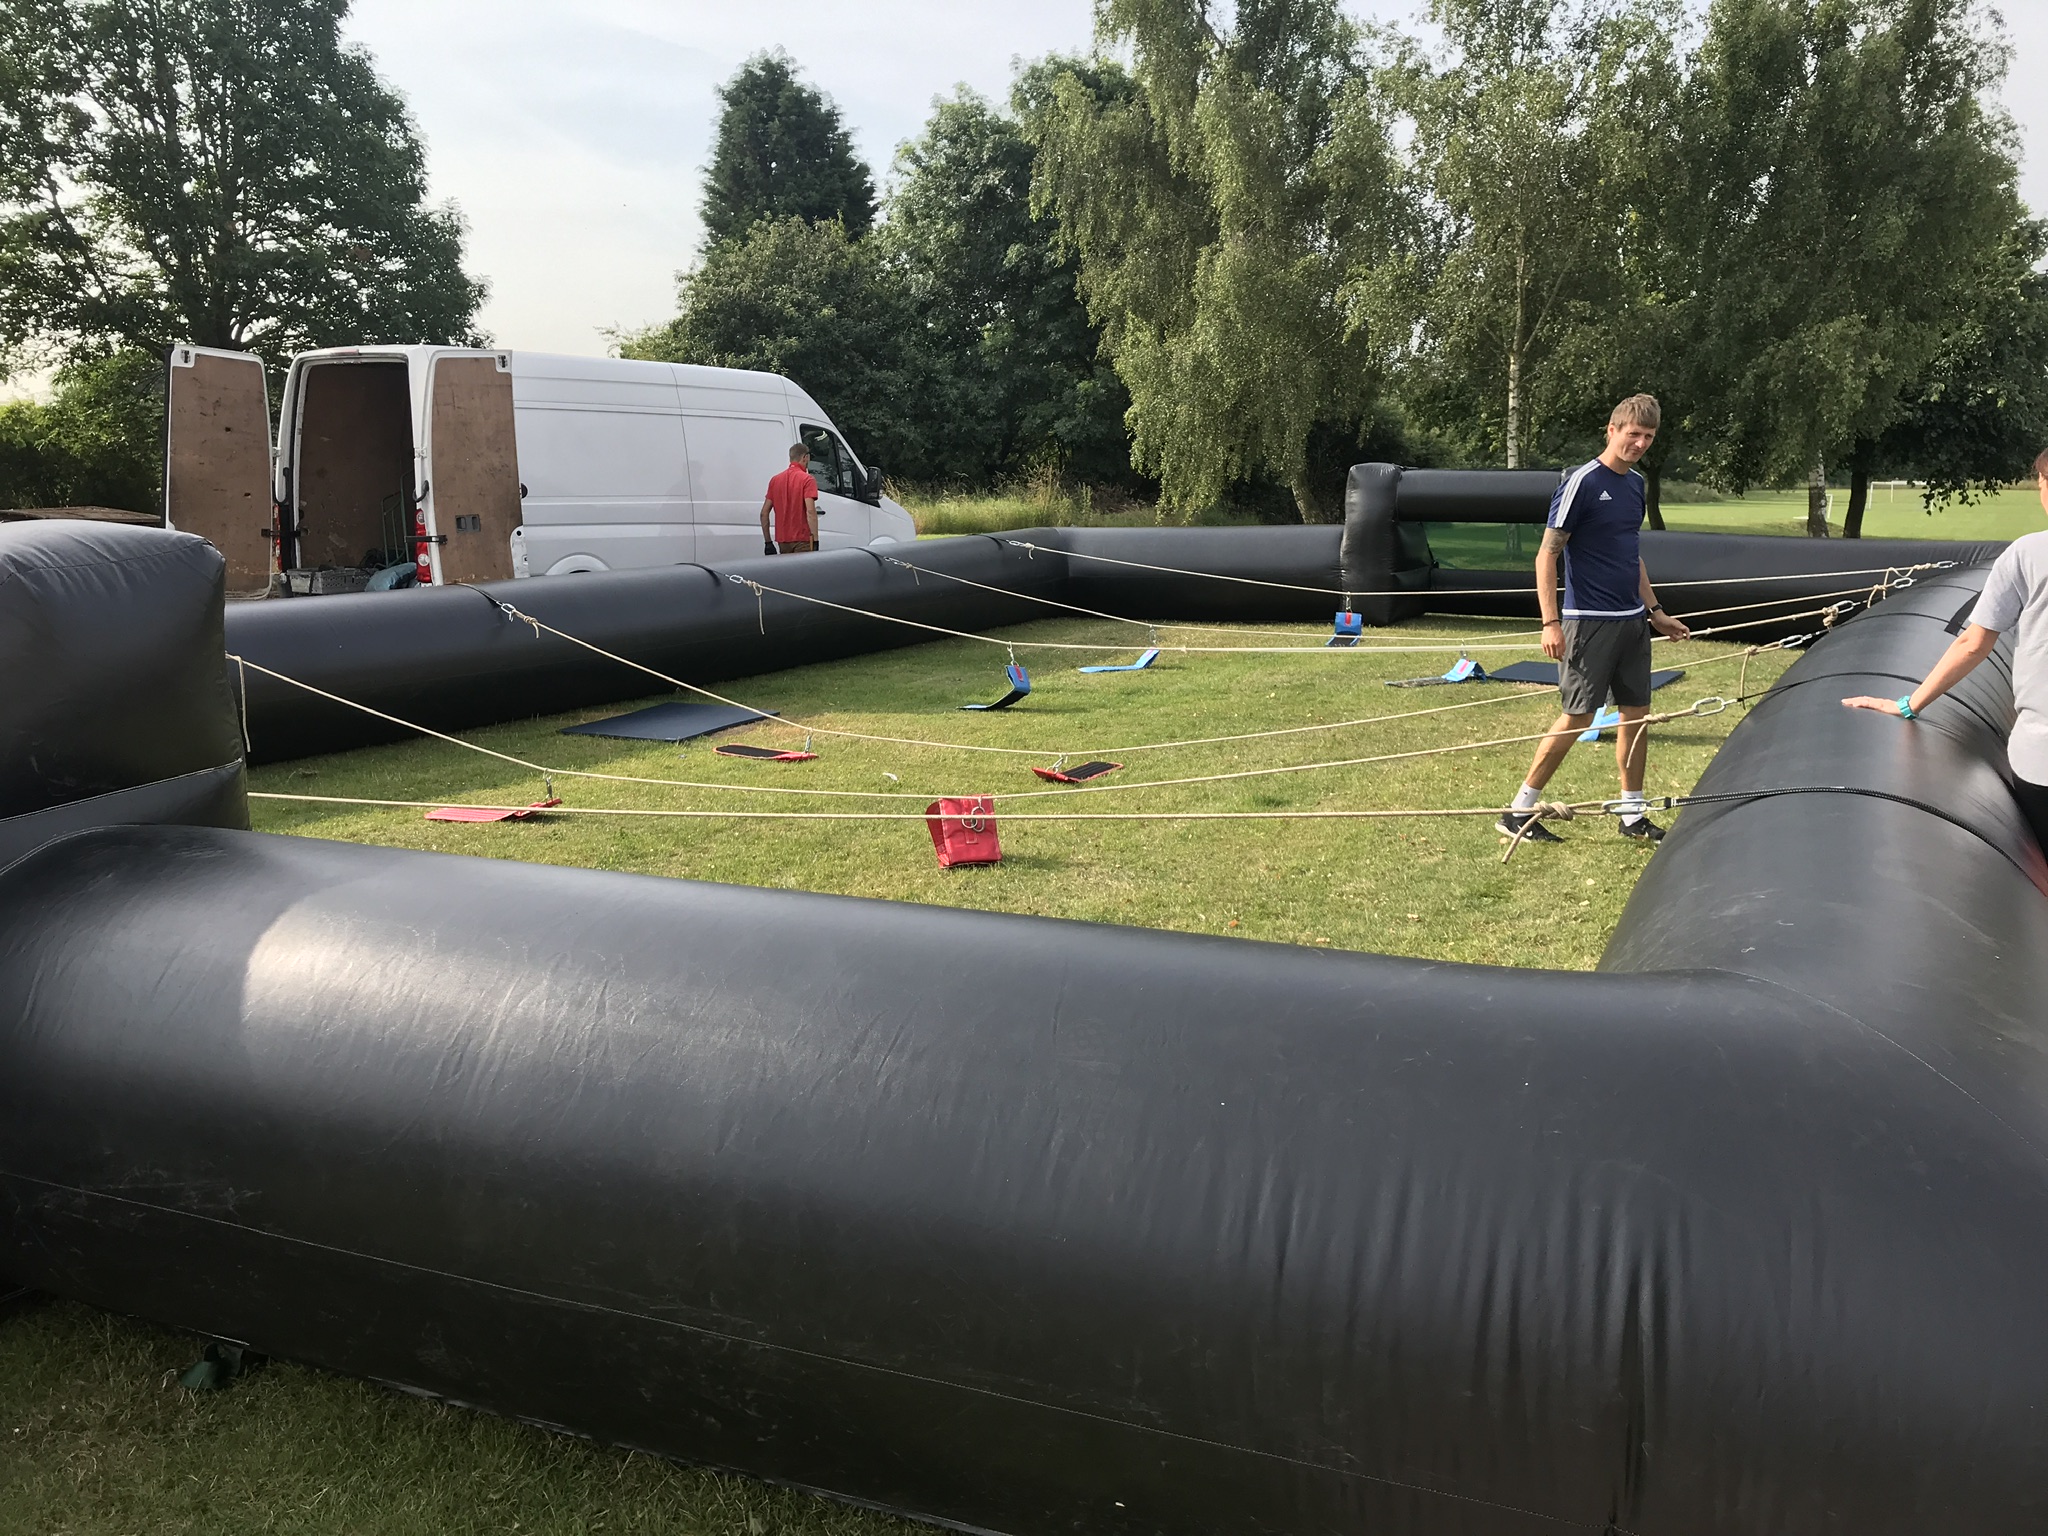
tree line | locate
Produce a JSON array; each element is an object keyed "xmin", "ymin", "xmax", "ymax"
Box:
[{"xmin": 2, "ymin": 0, "xmax": 2043, "ymax": 536}]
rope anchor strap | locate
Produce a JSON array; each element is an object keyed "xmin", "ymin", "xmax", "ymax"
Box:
[{"xmin": 726, "ymin": 573, "xmax": 767, "ymax": 634}]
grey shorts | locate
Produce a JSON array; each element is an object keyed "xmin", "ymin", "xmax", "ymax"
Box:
[{"xmin": 1559, "ymin": 616, "xmax": 1652, "ymax": 715}]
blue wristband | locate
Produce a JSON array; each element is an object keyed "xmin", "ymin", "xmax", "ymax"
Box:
[{"xmin": 1897, "ymin": 696, "xmax": 1917, "ymax": 720}]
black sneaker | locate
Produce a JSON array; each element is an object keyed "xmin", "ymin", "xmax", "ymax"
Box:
[
  {"xmin": 1496, "ymin": 811, "xmax": 1564, "ymax": 844},
  {"xmin": 1617, "ymin": 815, "xmax": 1665, "ymax": 842}
]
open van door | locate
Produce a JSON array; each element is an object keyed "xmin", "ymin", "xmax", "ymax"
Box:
[
  {"xmin": 165, "ymin": 345, "xmax": 275, "ymax": 595},
  {"xmin": 424, "ymin": 351, "xmax": 522, "ymax": 584}
]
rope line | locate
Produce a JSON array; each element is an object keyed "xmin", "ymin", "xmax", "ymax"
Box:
[
  {"xmin": 725, "ymin": 576, "xmax": 1893, "ymax": 658},
  {"xmin": 883, "ymin": 555, "xmax": 1547, "ymax": 645},
  {"xmin": 235, "ymin": 634, "xmax": 1788, "ymax": 806},
  {"xmin": 229, "ymin": 649, "xmax": 1565, "ymax": 801},
  {"xmin": 488, "ymin": 600, "xmax": 1562, "ymax": 759},
  {"xmin": 728, "ymin": 574, "xmax": 1549, "ymax": 655},
  {"xmin": 984, "ymin": 697, "xmax": 1735, "ymax": 801},
  {"xmin": 882, "ymin": 556, "xmax": 1896, "ymax": 645},
  {"xmin": 1009, "ymin": 540, "xmax": 1953, "ymax": 599},
  {"xmin": 251, "ymin": 791, "xmax": 1624, "ymax": 824},
  {"xmin": 240, "ymin": 641, "xmax": 1740, "ymax": 812}
]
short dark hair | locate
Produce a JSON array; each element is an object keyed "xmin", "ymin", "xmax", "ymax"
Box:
[
  {"xmin": 2034, "ymin": 446, "xmax": 2048, "ymax": 480},
  {"xmin": 789, "ymin": 442, "xmax": 809, "ymax": 462}
]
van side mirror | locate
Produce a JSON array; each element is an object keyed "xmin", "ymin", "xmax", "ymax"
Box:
[{"xmin": 863, "ymin": 465, "xmax": 884, "ymax": 504}]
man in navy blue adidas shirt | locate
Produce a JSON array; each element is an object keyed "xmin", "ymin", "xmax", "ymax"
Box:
[{"xmin": 1498, "ymin": 394, "xmax": 1691, "ymax": 846}]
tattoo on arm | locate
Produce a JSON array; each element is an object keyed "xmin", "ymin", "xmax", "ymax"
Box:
[{"xmin": 1540, "ymin": 527, "xmax": 1569, "ymax": 554}]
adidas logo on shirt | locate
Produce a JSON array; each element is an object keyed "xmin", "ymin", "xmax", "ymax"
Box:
[{"xmin": 1598, "ymin": 491, "xmax": 1612, "ymax": 500}]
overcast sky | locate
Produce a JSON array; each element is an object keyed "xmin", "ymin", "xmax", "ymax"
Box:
[{"xmin": 337, "ymin": 0, "xmax": 2045, "ymax": 357}]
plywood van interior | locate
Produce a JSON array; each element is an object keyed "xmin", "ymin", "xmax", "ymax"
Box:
[
  {"xmin": 291, "ymin": 360, "xmax": 415, "ymax": 580},
  {"xmin": 165, "ymin": 344, "xmax": 912, "ymax": 598}
]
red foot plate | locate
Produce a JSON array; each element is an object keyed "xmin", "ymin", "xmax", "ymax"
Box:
[{"xmin": 426, "ymin": 798, "xmax": 562, "ymax": 823}]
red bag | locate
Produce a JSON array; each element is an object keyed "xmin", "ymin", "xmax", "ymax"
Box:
[{"xmin": 926, "ymin": 796, "xmax": 1001, "ymax": 869}]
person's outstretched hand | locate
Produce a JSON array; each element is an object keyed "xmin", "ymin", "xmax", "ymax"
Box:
[{"xmin": 1842, "ymin": 695, "xmax": 1908, "ymax": 716}]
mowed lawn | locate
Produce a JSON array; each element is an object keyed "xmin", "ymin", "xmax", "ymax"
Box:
[
  {"xmin": 240, "ymin": 616, "xmax": 1791, "ymax": 968},
  {"xmin": 5, "ymin": 613, "xmax": 1798, "ymax": 1536}
]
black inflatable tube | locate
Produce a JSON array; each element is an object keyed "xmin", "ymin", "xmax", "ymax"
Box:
[
  {"xmin": 228, "ymin": 536, "xmax": 1070, "ymax": 761},
  {"xmin": 226, "ymin": 520, "xmax": 2004, "ymax": 764},
  {"xmin": 0, "ymin": 521, "xmax": 246, "ymax": 816},
  {"xmin": 9, "ymin": 561, "xmax": 2048, "ymax": 1532},
  {"xmin": 0, "ymin": 761, "xmax": 246, "ymax": 870},
  {"xmin": 1337, "ymin": 463, "xmax": 2007, "ymax": 627}
]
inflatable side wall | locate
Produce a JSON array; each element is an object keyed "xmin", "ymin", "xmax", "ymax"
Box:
[
  {"xmin": 3, "ymin": 526, "xmax": 2047, "ymax": 1532},
  {"xmin": 0, "ymin": 523, "xmax": 248, "ymax": 866},
  {"xmin": 223, "ymin": 482, "xmax": 2005, "ymax": 762}
]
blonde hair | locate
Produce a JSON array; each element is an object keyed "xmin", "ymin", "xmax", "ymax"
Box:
[{"xmin": 1610, "ymin": 394, "xmax": 1661, "ymax": 429}]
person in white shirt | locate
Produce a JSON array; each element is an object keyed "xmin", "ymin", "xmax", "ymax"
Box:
[{"xmin": 1843, "ymin": 449, "xmax": 2048, "ymax": 841}]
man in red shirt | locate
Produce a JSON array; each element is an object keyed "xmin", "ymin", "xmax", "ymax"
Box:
[{"xmin": 759, "ymin": 443, "xmax": 820, "ymax": 555}]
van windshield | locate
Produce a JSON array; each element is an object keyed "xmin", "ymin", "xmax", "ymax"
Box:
[{"xmin": 799, "ymin": 424, "xmax": 857, "ymax": 497}]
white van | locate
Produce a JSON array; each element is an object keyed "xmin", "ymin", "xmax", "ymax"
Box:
[{"xmin": 162, "ymin": 344, "xmax": 916, "ymax": 594}]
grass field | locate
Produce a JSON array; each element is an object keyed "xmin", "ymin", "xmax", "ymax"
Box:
[{"xmin": 3, "ymin": 610, "xmax": 1798, "ymax": 1535}]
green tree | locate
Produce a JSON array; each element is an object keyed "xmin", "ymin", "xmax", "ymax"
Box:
[
  {"xmin": 887, "ymin": 82, "xmax": 1131, "ymax": 486},
  {"xmin": 1670, "ymin": 0, "xmax": 2021, "ymax": 536},
  {"xmin": 0, "ymin": 349, "xmax": 163, "ymax": 510},
  {"xmin": 1025, "ymin": 1, "xmax": 1400, "ymax": 522},
  {"xmin": 701, "ymin": 53, "xmax": 876, "ymax": 246},
  {"xmin": 1844, "ymin": 218, "xmax": 2048, "ymax": 533},
  {"xmin": 0, "ymin": 0, "xmax": 485, "ymax": 370},
  {"xmin": 619, "ymin": 216, "xmax": 934, "ymax": 477},
  {"xmin": 1373, "ymin": 0, "xmax": 1677, "ymax": 471}
]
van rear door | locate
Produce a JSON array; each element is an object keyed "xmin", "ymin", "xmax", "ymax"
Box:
[
  {"xmin": 164, "ymin": 345, "xmax": 275, "ymax": 594},
  {"xmin": 424, "ymin": 350, "xmax": 522, "ymax": 584}
]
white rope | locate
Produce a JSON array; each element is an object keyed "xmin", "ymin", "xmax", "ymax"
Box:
[
  {"xmin": 728, "ymin": 574, "xmax": 1548, "ymax": 655},
  {"xmin": 882, "ymin": 554, "xmax": 1544, "ymax": 645},
  {"xmin": 455, "ymin": 605, "xmax": 1799, "ymax": 769},
  {"xmin": 882, "ymin": 561, "xmax": 1894, "ymax": 646},
  {"xmin": 987, "ymin": 696, "xmax": 1734, "ymax": 801},
  {"xmin": 251, "ymin": 790, "xmax": 1623, "ymax": 824},
  {"xmin": 237, "ymin": 635, "xmax": 1743, "ymax": 805},
  {"xmin": 1013, "ymin": 540, "xmax": 1951, "ymax": 597},
  {"xmin": 724, "ymin": 572, "xmax": 1913, "ymax": 660},
  {"xmin": 231, "ymin": 648, "xmax": 1573, "ymax": 798},
  {"xmin": 488, "ymin": 601, "xmax": 1545, "ymax": 759}
]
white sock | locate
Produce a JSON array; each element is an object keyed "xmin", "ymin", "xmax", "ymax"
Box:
[
  {"xmin": 1618, "ymin": 795, "xmax": 1646, "ymax": 825},
  {"xmin": 1511, "ymin": 783, "xmax": 1541, "ymax": 812}
]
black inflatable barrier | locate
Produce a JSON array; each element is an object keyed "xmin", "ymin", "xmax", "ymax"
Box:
[
  {"xmin": 8, "ymin": 515, "xmax": 2048, "ymax": 1531},
  {"xmin": 223, "ymin": 491, "xmax": 2003, "ymax": 764},
  {"xmin": 1338, "ymin": 463, "xmax": 2007, "ymax": 628},
  {"xmin": 0, "ymin": 522, "xmax": 248, "ymax": 862},
  {"xmin": 226, "ymin": 537, "xmax": 1070, "ymax": 761}
]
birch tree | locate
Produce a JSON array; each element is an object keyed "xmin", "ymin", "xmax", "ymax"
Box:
[
  {"xmin": 1373, "ymin": 0, "xmax": 1670, "ymax": 469},
  {"xmin": 1025, "ymin": 2, "xmax": 1400, "ymax": 522}
]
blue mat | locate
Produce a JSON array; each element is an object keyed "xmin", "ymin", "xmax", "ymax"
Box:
[
  {"xmin": 562, "ymin": 702, "xmax": 778, "ymax": 742},
  {"xmin": 1078, "ymin": 649, "xmax": 1160, "ymax": 674},
  {"xmin": 963, "ymin": 664, "xmax": 1032, "ymax": 711},
  {"xmin": 1486, "ymin": 661, "xmax": 1686, "ymax": 690}
]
